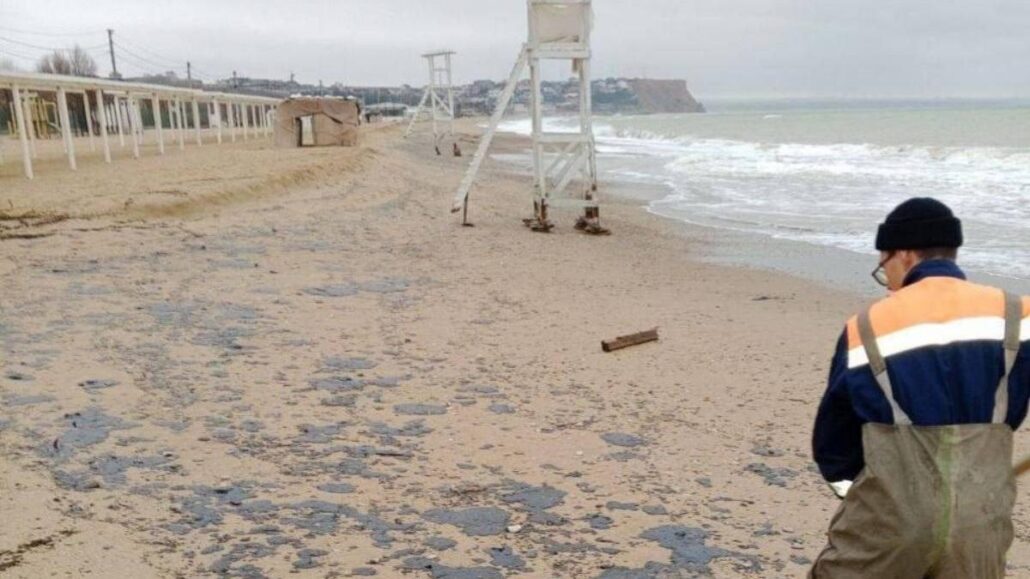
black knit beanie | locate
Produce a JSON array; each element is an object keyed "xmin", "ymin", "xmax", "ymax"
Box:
[{"xmin": 875, "ymin": 197, "xmax": 963, "ymax": 251}]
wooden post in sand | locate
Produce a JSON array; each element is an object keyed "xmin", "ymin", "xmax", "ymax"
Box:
[
  {"xmin": 11, "ymin": 85, "xmax": 33, "ymax": 179},
  {"xmin": 56, "ymin": 87, "xmax": 77, "ymax": 170}
]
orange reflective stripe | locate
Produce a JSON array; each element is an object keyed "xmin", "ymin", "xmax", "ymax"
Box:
[{"xmin": 847, "ymin": 279, "xmax": 1015, "ymax": 350}]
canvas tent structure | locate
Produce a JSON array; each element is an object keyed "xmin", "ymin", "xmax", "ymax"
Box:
[{"xmin": 274, "ymin": 97, "xmax": 360, "ymax": 148}]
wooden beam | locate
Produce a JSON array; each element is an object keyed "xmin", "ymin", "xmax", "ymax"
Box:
[{"xmin": 601, "ymin": 328, "xmax": 659, "ymax": 353}]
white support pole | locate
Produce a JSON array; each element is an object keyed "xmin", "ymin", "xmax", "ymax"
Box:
[
  {"xmin": 127, "ymin": 96, "xmax": 141, "ymax": 159},
  {"xmin": 56, "ymin": 87, "xmax": 77, "ymax": 170},
  {"xmin": 530, "ymin": 55, "xmax": 544, "ymax": 201},
  {"xmin": 405, "ymin": 90, "xmax": 430, "ymax": 137},
  {"xmin": 228, "ymin": 101, "xmax": 237, "ymax": 142},
  {"xmin": 135, "ymin": 98, "xmax": 145, "ymax": 144},
  {"xmin": 152, "ymin": 95, "xmax": 165, "ymax": 155},
  {"xmin": 428, "ymin": 57, "xmax": 438, "ymax": 142},
  {"xmin": 214, "ymin": 99, "xmax": 223, "ymax": 144},
  {"xmin": 114, "ymin": 98, "xmax": 126, "ymax": 147},
  {"xmin": 170, "ymin": 96, "xmax": 180, "ymax": 143},
  {"xmin": 83, "ymin": 92, "xmax": 96, "ymax": 152},
  {"xmin": 176, "ymin": 98, "xmax": 186, "ymax": 150},
  {"xmin": 451, "ymin": 46, "xmax": 529, "ymax": 214},
  {"xmin": 445, "ymin": 52, "xmax": 455, "ymax": 138},
  {"xmin": 191, "ymin": 99, "xmax": 202, "ymax": 145},
  {"xmin": 264, "ymin": 106, "xmax": 271, "ymax": 137},
  {"xmin": 96, "ymin": 90, "xmax": 111, "ymax": 163},
  {"xmin": 22, "ymin": 94, "xmax": 37, "ymax": 159},
  {"xmin": 11, "ymin": 85, "xmax": 34, "ymax": 179},
  {"xmin": 242, "ymin": 103, "xmax": 250, "ymax": 141}
]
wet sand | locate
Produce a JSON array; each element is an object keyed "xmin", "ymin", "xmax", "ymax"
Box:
[{"xmin": 2, "ymin": 122, "xmax": 1030, "ymax": 578}]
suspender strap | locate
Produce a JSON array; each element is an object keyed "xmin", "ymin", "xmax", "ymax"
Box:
[
  {"xmin": 858, "ymin": 309, "xmax": 912, "ymax": 425},
  {"xmin": 992, "ymin": 292, "xmax": 1022, "ymax": 424}
]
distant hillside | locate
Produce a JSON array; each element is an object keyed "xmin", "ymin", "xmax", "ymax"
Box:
[{"xmin": 627, "ymin": 79, "xmax": 705, "ymax": 114}]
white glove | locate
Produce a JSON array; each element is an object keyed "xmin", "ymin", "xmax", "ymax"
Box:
[{"xmin": 829, "ymin": 480, "xmax": 852, "ymax": 499}]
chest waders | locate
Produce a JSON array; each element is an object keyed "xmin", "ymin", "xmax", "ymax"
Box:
[{"xmin": 811, "ymin": 293, "xmax": 1022, "ymax": 579}]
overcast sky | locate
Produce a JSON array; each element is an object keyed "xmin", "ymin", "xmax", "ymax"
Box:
[{"xmin": 2, "ymin": 0, "xmax": 1029, "ymax": 99}]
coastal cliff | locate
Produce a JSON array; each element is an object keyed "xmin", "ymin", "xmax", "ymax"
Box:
[{"xmin": 626, "ymin": 79, "xmax": 706, "ymax": 114}]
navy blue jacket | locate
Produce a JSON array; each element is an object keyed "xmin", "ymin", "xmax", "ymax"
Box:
[{"xmin": 813, "ymin": 260, "xmax": 1030, "ymax": 482}]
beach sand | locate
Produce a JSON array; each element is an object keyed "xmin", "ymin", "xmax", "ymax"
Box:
[{"xmin": 2, "ymin": 121, "xmax": 1029, "ymax": 578}]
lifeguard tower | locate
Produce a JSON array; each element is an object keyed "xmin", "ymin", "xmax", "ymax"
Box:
[
  {"xmin": 405, "ymin": 50, "xmax": 458, "ymax": 156},
  {"xmin": 453, "ymin": 0, "xmax": 605, "ymax": 234}
]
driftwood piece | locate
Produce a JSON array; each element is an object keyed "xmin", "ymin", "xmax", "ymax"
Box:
[{"xmin": 602, "ymin": 328, "xmax": 659, "ymax": 353}]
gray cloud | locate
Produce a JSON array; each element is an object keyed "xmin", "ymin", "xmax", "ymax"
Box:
[{"xmin": 3, "ymin": 0, "xmax": 1028, "ymax": 98}]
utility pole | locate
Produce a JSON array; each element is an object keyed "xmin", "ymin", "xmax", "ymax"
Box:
[
  {"xmin": 186, "ymin": 61, "xmax": 192, "ymax": 86},
  {"xmin": 319, "ymin": 80, "xmax": 324, "ymax": 96},
  {"xmin": 107, "ymin": 29, "xmax": 121, "ymax": 80},
  {"xmin": 232, "ymin": 70, "xmax": 238, "ymax": 92}
]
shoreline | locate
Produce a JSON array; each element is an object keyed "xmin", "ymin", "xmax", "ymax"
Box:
[{"xmin": 489, "ymin": 130, "xmax": 1030, "ymax": 297}]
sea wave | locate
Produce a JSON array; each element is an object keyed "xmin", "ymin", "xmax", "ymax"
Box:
[{"xmin": 496, "ymin": 115, "xmax": 1030, "ymax": 280}]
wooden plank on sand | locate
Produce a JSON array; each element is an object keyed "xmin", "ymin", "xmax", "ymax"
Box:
[{"xmin": 602, "ymin": 328, "xmax": 659, "ymax": 353}]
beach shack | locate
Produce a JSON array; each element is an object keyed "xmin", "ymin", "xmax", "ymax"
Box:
[{"xmin": 274, "ymin": 97, "xmax": 360, "ymax": 148}]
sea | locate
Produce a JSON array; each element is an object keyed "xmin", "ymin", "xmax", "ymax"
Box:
[{"xmin": 497, "ymin": 100, "xmax": 1030, "ymax": 283}]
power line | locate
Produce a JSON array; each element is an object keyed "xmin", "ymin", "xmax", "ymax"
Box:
[
  {"xmin": 116, "ymin": 35, "xmax": 231, "ymax": 82},
  {"xmin": 0, "ymin": 35, "xmax": 107, "ymax": 53},
  {"xmin": 114, "ymin": 35, "xmax": 185, "ymax": 68},
  {"xmin": 115, "ymin": 50, "xmax": 179, "ymax": 77},
  {"xmin": 0, "ymin": 25, "xmax": 106, "ymax": 37},
  {"xmin": 113, "ymin": 42, "xmax": 183, "ymax": 73},
  {"xmin": 0, "ymin": 35, "xmax": 72, "ymax": 51}
]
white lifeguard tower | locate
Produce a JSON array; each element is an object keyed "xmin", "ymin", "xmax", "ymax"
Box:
[
  {"xmin": 453, "ymin": 0, "xmax": 605, "ymax": 234},
  {"xmin": 405, "ymin": 50, "xmax": 458, "ymax": 155}
]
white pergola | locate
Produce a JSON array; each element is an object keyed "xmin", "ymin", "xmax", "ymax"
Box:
[
  {"xmin": 452, "ymin": 0, "xmax": 603, "ymax": 233},
  {"xmin": 1, "ymin": 71, "xmax": 279, "ymax": 179}
]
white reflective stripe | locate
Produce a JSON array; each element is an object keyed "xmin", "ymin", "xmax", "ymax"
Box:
[{"xmin": 847, "ymin": 316, "xmax": 1028, "ymax": 369}]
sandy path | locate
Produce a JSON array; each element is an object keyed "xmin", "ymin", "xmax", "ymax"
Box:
[{"xmin": 2, "ymin": 124, "xmax": 1030, "ymax": 578}]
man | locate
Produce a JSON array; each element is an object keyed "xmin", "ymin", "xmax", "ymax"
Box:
[{"xmin": 811, "ymin": 197, "xmax": 1030, "ymax": 578}]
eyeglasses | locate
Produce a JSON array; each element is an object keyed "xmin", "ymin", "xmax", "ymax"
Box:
[{"xmin": 871, "ymin": 253, "xmax": 895, "ymax": 287}]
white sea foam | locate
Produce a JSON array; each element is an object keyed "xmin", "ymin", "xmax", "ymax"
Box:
[{"xmin": 496, "ymin": 112, "xmax": 1030, "ymax": 280}]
